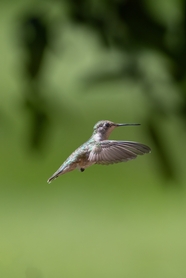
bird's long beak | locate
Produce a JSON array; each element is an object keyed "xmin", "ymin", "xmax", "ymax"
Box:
[{"xmin": 116, "ymin": 123, "xmax": 140, "ymax": 127}]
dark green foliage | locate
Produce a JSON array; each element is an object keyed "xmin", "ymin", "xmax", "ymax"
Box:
[{"xmin": 18, "ymin": 0, "xmax": 186, "ymax": 179}]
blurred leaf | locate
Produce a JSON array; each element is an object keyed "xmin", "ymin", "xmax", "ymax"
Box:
[
  {"xmin": 21, "ymin": 13, "xmax": 49, "ymax": 78},
  {"xmin": 147, "ymin": 118, "xmax": 175, "ymax": 180}
]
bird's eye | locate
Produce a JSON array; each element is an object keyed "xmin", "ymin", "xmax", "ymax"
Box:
[{"xmin": 105, "ymin": 123, "xmax": 110, "ymax": 128}]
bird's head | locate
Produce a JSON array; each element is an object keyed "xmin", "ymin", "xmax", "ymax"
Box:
[{"xmin": 92, "ymin": 120, "xmax": 140, "ymax": 140}]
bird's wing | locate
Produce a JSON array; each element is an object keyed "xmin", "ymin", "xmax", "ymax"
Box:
[{"xmin": 88, "ymin": 140, "xmax": 151, "ymax": 165}]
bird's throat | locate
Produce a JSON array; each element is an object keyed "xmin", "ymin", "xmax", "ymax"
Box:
[{"xmin": 92, "ymin": 132, "xmax": 106, "ymax": 141}]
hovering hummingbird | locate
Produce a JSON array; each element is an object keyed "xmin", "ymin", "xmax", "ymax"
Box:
[{"xmin": 47, "ymin": 120, "xmax": 151, "ymax": 183}]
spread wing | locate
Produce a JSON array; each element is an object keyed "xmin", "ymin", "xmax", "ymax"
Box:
[{"xmin": 88, "ymin": 140, "xmax": 151, "ymax": 165}]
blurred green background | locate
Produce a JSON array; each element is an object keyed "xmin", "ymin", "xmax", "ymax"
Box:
[{"xmin": 1, "ymin": 0, "xmax": 186, "ymax": 277}]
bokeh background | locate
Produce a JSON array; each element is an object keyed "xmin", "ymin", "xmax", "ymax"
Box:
[{"xmin": 1, "ymin": 0, "xmax": 186, "ymax": 277}]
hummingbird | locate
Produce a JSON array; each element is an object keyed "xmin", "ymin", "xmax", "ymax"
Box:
[{"xmin": 47, "ymin": 120, "xmax": 151, "ymax": 183}]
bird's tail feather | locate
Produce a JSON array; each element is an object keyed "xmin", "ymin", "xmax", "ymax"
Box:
[
  {"xmin": 47, "ymin": 169, "xmax": 64, "ymax": 184},
  {"xmin": 47, "ymin": 175, "xmax": 58, "ymax": 184}
]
